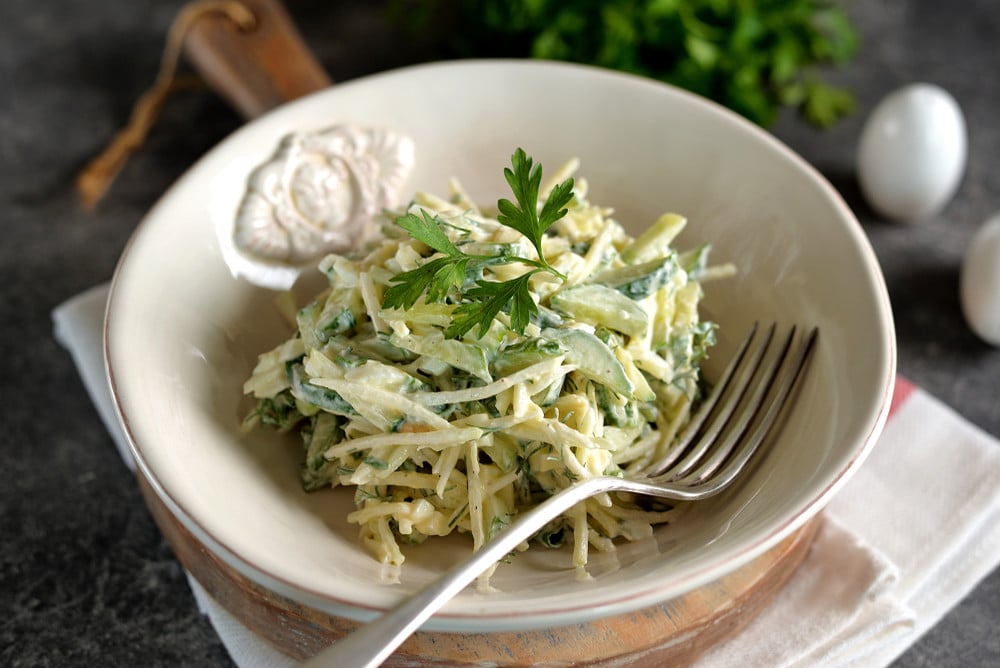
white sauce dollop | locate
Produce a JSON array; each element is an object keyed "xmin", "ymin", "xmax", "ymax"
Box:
[{"xmin": 229, "ymin": 125, "xmax": 414, "ymax": 289}]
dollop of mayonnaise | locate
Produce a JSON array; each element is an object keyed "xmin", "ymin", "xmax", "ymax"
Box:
[{"xmin": 233, "ymin": 125, "xmax": 414, "ymax": 265}]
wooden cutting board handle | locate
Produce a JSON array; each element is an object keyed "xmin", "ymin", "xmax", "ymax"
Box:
[{"xmin": 182, "ymin": 0, "xmax": 331, "ymax": 119}]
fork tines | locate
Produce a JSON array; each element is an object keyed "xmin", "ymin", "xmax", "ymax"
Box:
[{"xmin": 649, "ymin": 323, "xmax": 818, "ymax": 487}]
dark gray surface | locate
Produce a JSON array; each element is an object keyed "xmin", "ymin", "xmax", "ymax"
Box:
[{"xmin": 2, "ymin": 0, "xmax": 997, "ymax": 666}]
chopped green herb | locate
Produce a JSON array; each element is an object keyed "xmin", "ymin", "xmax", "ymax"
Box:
[
  {"xmin": 392, "ymin": 0, "xmax": 859, "ymax": 127},
  {"xmin": 383, "ymin": 148, "xmax": 573, "ymax": 338}
]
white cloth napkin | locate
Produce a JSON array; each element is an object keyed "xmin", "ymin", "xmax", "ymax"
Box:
[{"xmin": 53, "ymin": 284, "xmax": 1000, "ymax": 667}]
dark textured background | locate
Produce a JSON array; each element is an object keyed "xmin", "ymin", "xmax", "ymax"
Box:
[{"xmin": 2, "ymin": 0, "xmax": 997, "ymax": 666}]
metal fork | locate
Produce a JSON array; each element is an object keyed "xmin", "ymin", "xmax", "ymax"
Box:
[{"xmin": 303, "ymin": 322, "xmax": 818, "ymax": 668}]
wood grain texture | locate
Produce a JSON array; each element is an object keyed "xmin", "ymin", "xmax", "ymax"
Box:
[
  {"xmin": 183, "ymin": 0, "xmax": 331, "ymax": 119},
  {"xmin": 137, "ymin": 472, "xmax": 820, "ymax": 666}
]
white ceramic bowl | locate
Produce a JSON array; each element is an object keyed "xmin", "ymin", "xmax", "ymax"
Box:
[{"xmin": 106, "ymin": 61, "xmax": 895, "ymax": 634}]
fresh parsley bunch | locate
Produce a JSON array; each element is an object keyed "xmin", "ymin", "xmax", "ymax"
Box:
[
  {"xmin": 391, "ymin": 0, "xmax": 858, "ymax": 127},
  {"xmin": 382, "ymin": 148, "xmax": 574, "ymax": 338}
]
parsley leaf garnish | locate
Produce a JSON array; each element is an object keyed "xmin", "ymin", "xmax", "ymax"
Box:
[
  {"xmin": 383, "ymin": 211, "xmax": 472, "ymax": 308},
  {"xmin": 449, "ymin": 273, "xmax": 537, "ymax": 339},
  {"xmin": 497, "ymin": 148, "xmax": 575, "ymax": 269},
  {"xmin": 397, "ymin": 209, "xmax": 463, "ymax": 257},
  {"xmin": 382, "ymin": 148, "xmax": 574, "ymax": 339}
]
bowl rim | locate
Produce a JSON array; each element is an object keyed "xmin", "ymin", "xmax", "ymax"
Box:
[{"xmin": 104, "ymin": 58, "xmax": 897, "ymax": 631}]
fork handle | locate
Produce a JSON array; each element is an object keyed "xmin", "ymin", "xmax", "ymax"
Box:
[{"xmin": 302, "ymin": 478, "xmax": 610, "ymax": 668}]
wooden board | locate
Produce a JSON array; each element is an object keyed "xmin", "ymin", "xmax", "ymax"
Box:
[{"xmin": 138, "ymin": 473, "xmax": 820, "ymax": 666}]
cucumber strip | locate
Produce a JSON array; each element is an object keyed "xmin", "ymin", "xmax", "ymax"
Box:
[
  {"xmin": 311, "ymin": 376, "xmax": 451, "ymax": 432},
  {"xmin": 390, "ymin": 331, "xmax": 492, "ymax": 382},
  {"xmin": 301, "ymin": 413, "xmax": 345, "ymax": 491},
  {"xmin": 494, "ymin": 337, "xmax": 566, "ymax": 376},
  {"xmin": 679, "ymin": 244, "xmax": 711, "ymax": 278},
  {"xmin": 549, "ymin": 284, "xmax": 649, "ymax": 338},
  {"xmin": 541, "ymin": 327, "xmax": 634, "ymax": 398},
  {"xmin": 621, "ymin": 213, "xmax": 687, "ymax": 264},
  {"xmin": 288, "ymin": 363, "xmax": 356, "ymax": 417},
  {"xmin": 593, "ymin": 255, "xmax": 678, "ymax": 300}
]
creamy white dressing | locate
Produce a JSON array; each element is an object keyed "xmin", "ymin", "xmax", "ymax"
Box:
[{"xmin": 230, "ymin": 124, "xmax": 414, "ymax": 284}]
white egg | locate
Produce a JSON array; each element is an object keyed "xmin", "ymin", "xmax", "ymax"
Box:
[
  {"xmin": 961, "ymin": 213, "xmax": 1000, "ymax": 346},
  {"xmin": 857, "ymin": 83, "xmax": 967, "ymax": 222}
]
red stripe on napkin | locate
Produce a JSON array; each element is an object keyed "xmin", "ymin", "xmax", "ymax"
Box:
[{"xmin": 888, "ymin": 376, "xmax": 916, "ymax": 418}]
